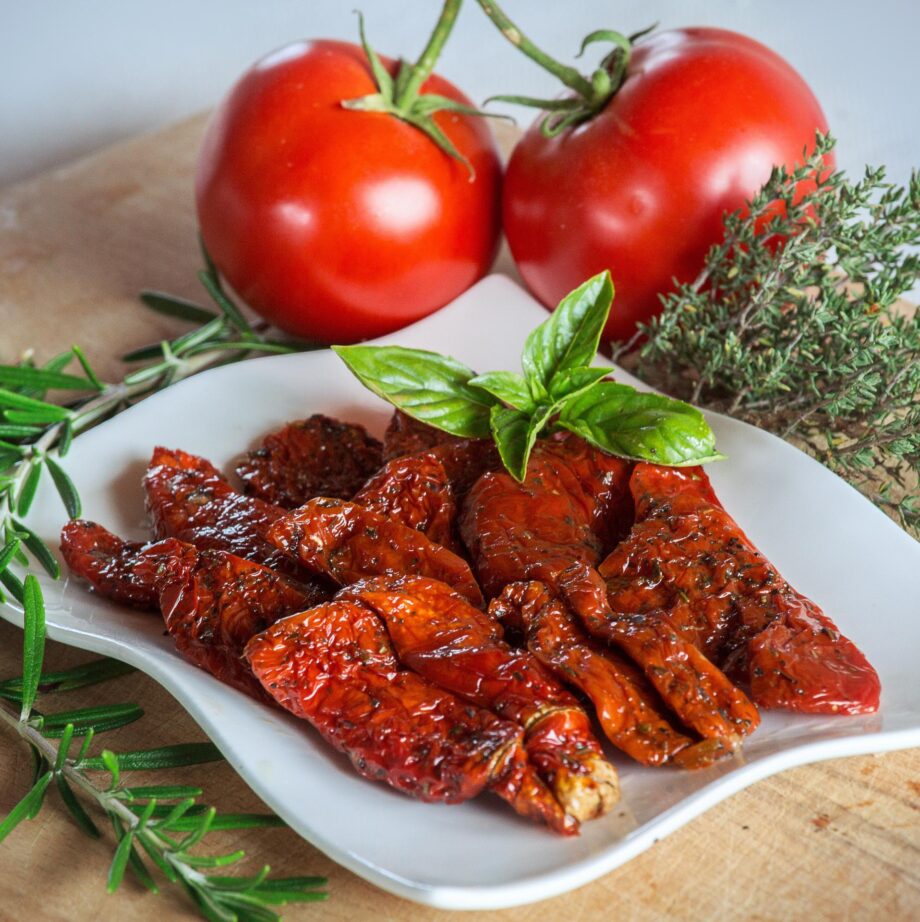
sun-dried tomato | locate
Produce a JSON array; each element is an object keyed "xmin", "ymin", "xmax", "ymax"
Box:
[
  {"xmin": 236, "ymin": 415, "xmax": 383, "ymax": 507},
  {"xmin": 338, "ymin": 575, "xmax": 618, "ymax": 820},
  {"xmin": 600, "ymin": 463, "xmax": 880, "ymax": 715},
  {"xmin": 267, "ymin": 497, "xmax": 483, "ymax": 607},
  {"xmin": 245, "ymin": 600, "xmax": 573, "ymax": 832}
]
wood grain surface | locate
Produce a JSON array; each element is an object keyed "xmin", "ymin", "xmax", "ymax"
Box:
[{"xmin": 1, "ymin": 114, "xmax": 918, "ymax": 922}]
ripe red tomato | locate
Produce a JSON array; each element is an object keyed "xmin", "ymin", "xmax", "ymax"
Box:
[
  {"xmin": 503, "ymin": 28, "xmax": 832, "ymax": 342},
  {"xmin": 196, "ymin": 40, "xmax": 501, "ymax": 343}
]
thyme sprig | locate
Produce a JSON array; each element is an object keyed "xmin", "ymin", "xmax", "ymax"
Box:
[
  {"xmin": 625, "ymin": 134, "xmax": 920, "ymax": 535},
  {"xmin": 0, "ymin": 261, "xmax": 325, "ymax": 918},
  {"xmin": 0, "ymin": 578, "xmax": 327, "ymax": 919}
]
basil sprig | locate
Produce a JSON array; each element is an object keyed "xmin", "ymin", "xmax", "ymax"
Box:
[{"xmin": 334, "ymin": 271, "xmax": 723, "ymax": 480}]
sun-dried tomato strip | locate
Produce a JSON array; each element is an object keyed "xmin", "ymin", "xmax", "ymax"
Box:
[
  {"xmin": 245, "ymin": 600, "xmax": 573, "ymax": 833},
  {"xmin": 600, "ymin": 463, "xmax": 880, "ymax": 715},
  {"xmin": 338, "ymin": 575, "xmax": 618, "ymax": 820},
  {"xmin": 236, "ymin": 414, "xmax": 382, "ymax": 508},
  {"xmin": 266, "ymin": 498, "xmax": 484, "ymax": 607},
  {"xmin": 136, "ymin": 546, "xmax": 317, "ymax": 698},
  {"xmin": 60, "ymin": 519, "xmax": 194, "ymax": 610}
]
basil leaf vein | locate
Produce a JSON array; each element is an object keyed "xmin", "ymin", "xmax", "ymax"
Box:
[
  {"xmin": 468, "ymin": 371, "xmax": 534, "ymax": 412},
  {"xmin": 333, "ymin": 344, "xmax": 495, "ymax": 438},
  {"xmin": 490, "ymin": 402, "xmax": 557, "ymax": 482},
  {"xmin": 548, "ymin": 365, "xmax": 611, "ymax": 401},
  {"xmin": 558, "ymin": 381, "xmax": 724, "ymax": 465},
  {"xmin": 521, "ymin": 271, "xmax": 614, "ymax": 399}
]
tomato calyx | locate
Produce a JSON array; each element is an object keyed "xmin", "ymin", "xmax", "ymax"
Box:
[
  {"xmin": 342, "ymin": 0, "xmax": 506, "ymax": 177},
  {"xmin": 476, "ymin": 0, "xmax": 655, "ymax": 137}
]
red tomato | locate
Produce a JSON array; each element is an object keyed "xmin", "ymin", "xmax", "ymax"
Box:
[
  {"xmin": 503, "ymin": 28, "xmax": 832, "ymax": 342},
  {"xmin": 196, "ymin": 40, "xmax": 501, "ymax": 343}
]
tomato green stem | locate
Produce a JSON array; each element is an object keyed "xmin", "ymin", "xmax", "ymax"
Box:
[
  {"xmin": 475, "ymin": 0, "xmax": 594, "ymax": 98},
  {"xmin": 395, "ymin": 0, "xmax": 463, "ymax": 109},
  {"xmin": 343, "ymin": 0, "xmax": 504, "ymax": 176},
  {"xmin": 476, "ymin": 0, "xmax": 652, "ymax": 136}
]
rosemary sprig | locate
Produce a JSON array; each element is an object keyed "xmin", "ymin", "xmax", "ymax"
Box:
[
  {"xmin": 0, "ymin": 256, "xmax": 317, "ymax": 600},
  {"xmin": 0, "ymin": 261, "xmax": 326, "ymax": 918},
  {"xmin": 626, "ymin": 134, "xmax": 920, "ymax": 536},
  {"xmin": 0, "ymin": 584, "xmax": 327, "ymax": 918}
]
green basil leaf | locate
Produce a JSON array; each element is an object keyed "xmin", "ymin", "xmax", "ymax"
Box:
[
  {"xmin": 490, "ymin": 403, "xmax": 557, "ymax": 482},
  {"xmin": 468, "ymin": 371, "xmax": 534, "ymax": 412},
  {"xmin": 548, "ymin": 366, "xmax": 611, "ymax": 401},
  {"xmin": 333, "ymin": 345, "xmax": 495, "ymax": 438},
  {"xmin": 558, "ymin": 381, "xmax": 724, "ymax": 465},
  {"xmin": 490, "ymin": 406, "xmax": 530, "ymax": 481},
  {"xmin": 521, "ymin": 271, "xmax": 614, "ymax": 398}
]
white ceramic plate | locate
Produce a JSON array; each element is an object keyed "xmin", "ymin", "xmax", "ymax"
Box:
[{"xmin": 3, "ymin": 275, "xmax": 919, "ymax": 909}]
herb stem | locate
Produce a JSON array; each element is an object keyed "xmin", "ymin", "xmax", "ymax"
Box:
[
  {"xmin": 0, "ymin": 350, "xmax": 223, "ymax": 553},
  {"xmin": 0, "ymin": 695, "xmax": 124, "ymax": 823},
  {"xmin": 475, "ymin": 0, "xmax": 594, "ymax": 97},
  {"xmin": 0, "ymin": 695, "xmax": 254, "ymax": 913}
]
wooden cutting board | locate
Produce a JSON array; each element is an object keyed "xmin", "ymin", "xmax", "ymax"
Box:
[{"xmin": 1, "ymin": 114, "xmax": 919, "ymax": 922}]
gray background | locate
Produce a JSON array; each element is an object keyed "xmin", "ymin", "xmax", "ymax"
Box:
[
  {"xmin": 2, "ymin": 0, "xmax": 918, "ymax": 302},
  {"xmin": 2, "ymin": 0, "xmax": 918, "ymax": 186}
]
